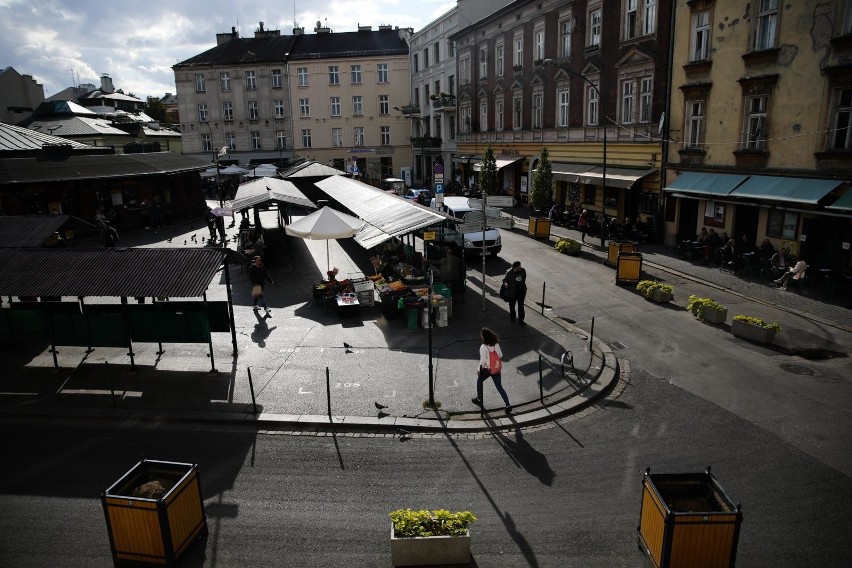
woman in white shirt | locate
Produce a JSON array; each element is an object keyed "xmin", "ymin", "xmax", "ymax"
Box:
[{"xmin": 471, "ymin": 327, "xmax": 512, "ymax": 413}]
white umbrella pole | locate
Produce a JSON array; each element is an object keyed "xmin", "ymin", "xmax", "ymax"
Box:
[{"xmin": 326, "ymin": 240, "xmax": 330, "ymax": 272}]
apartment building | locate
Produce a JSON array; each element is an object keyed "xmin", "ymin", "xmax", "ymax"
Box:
[{"xmin": 664, "ymin": 0, "xmax": 852, "ymax": 270}]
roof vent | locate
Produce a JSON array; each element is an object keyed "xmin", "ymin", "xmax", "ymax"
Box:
[
  {"xmin": 358, "ymin": 25, "xmax": 372, "ymax": 32},
  {"xmin": 378, "ymin": 25, "xmax": 392, "ymax": 31}
]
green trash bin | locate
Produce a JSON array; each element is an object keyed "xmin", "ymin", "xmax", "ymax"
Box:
[{"xmin": 406, "ymin": 308, "xmax": 419, "ymax": 331}]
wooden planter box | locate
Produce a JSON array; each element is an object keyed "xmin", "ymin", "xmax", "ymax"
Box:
[
  {"xmin": 638, "ymin": 468, "xmax": 742, "ymax": 568},
  {"xmin": 616, "ymin": 252, "xmax": 643, "ymax": 285},
  {"xmin": 731, "ymin": 319, "xmax": 776, "ymax": 343},
  {"xmin": 607, "ymin": 241, "xmax": 639, "ymax": 265},
  {"xmin": 527, "ymin": 217, "xmax": 551, "ymax": 239},
  {"xmin": 390, "ymin": 526, "xmax": 471, "ymax": 566},
  {"xmin": 102, "ymin": 459, "xmax": 207, "ymax": 567},
  {"xmin": 700, "ymin": 306, "xmax": 728, "ymax": 324},
  {"xmin": 650, "ymin": 289, "xmax": 672, "ymax": 303}
]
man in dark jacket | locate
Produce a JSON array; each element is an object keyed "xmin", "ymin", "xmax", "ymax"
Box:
[
  {"xmin": 502, "ymin": 261, "xmax": 527, "ymax": 325},
  {"xmin": 101, "ymin": 224, "xmax": 119, "ymax": 247}
]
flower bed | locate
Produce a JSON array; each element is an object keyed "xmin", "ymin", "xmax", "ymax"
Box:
[
  {"xmin": 555, "ymin": 237, "xmax": 582, "ymax": 255},
  {"xmin": 731, "ymin": 315, "xmax": 781, "ymax": 343},
  {"xmin": 636, "ymin": 280, "xmax": 673, "ymax": 303},
  {"xmin": 687, "ymin": 295, "xmax": 728, "ymax": 323}
]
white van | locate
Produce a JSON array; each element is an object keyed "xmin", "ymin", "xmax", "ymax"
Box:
[{"xmin": 428, "ymin": 196, "xmax": 502, "ymax": 257}]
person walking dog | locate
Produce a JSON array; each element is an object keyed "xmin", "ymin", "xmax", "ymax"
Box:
[
  {"xmin": 248, "ymin": 256, "xmax": 274, "ymax": 317},
  {"xmin": 502, "ymin": 261, "xmax": 527, "ymax": 325},
  {"xmin": 471, "ymin": 327, "xmax": 511, "ymax": 413}
]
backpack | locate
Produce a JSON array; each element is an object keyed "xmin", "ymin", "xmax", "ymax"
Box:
[{"xmin": 488, "ymin": 346, "xmax": 502, "ymax": 374}]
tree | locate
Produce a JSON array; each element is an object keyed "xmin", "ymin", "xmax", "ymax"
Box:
[
  {"xmin": 144, "ymin": 96, "xmax": 172, "ymax": 126},
  {"xmin": 530, "ymin": 146, "xmax": 553, "ymax": 215},
  {"xmin": 479, "ymin": 144, "xmax": 498, "ymax": 197}
]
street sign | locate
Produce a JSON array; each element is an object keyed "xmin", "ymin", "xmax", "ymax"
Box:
[
  {"xmin": 489, "ymin": 218, "xmax": 514, "ymax": 229},
  {"xmin": 436, "ymin": 193, "xmax": 444, "ymax": 205},
  {"xmin": 484, "ymin": 207, "xmax": 503, "ymax": 219},
  {"xmin": 423, "ymin": 231, "xmax": 437, "ymax": 241},
  {"xmin": 468, "ymin": 198, "xmax": 483, "ymax": 209},
  {"xmin": 458, "ymin": 223, "xmax": 486, "ymax": 234},
  {"xmin": 463, "ymin": 211, "xmax": 484, "ymax": 224},
  {"xmin": 435, "ymin": 183, "xmax": 444, "ymax": 193},
  {"xmin": 486, "ymin": 195, "xmax": 516, "ymax": 207}
]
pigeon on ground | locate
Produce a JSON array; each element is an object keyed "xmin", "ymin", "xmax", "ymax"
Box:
[
  {"xmin": 343, "ymin": 342, "xmax": 353, "ymax": 349},
  {"xmin": 375, "ymin": 401, "xmax": 388, "ymax": 410},
  {"xmin": 377, "ymin": 411, "xmax": 389, "ymax": 419},
  {"xmin": 191, "ymin": 235, "xmax": 197, "ymax": 242},
  {"xmin": 167, "ymin": 238, "xmax": 172, "ymax": 243}
]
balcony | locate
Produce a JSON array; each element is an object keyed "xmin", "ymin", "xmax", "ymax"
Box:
[
  {"xmin": 430, "ymin": 95, "xmax": 456, "ymax": 112},
  {"xmin": 398, "ymin": 104, "xmax": 421, "ymax": 116},
  {"xmin": 410, "ymin": 136, "xmax": 443, "ymax": 148}
]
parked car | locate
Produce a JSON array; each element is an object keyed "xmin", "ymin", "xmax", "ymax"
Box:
[
  {"xmin": 402, "ymin": 188, "xmax": 432, "ymax": 204},
  {"xmin": 426, "ymin": 196, "xmax": 502, "ymax": 257}
]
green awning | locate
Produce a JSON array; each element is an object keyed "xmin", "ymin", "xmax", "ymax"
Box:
[
  {"xmin": 826, "ymin": 190, "xmax": 852, "ymax": 211},
  {"xmin": 663, "ymin": 172, "xmax": 748, "ymax": 196},
  {"xmin": 729, "ymin": 175, "xmax": 842, "ymax": 204}
]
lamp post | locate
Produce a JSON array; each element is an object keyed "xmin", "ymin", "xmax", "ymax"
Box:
[
  {"xmin": 203, "ymin": 122, "xmax": 227, "ymax": 207},
  {"xmin": 544, "ymin": 59, "xmax": 607, "ymax": 221}
]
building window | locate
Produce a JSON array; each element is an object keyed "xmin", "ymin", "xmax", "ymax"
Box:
[
  {"xmin": 831, "ymin": 87, "xmax": 852, "ymax": 149},
  {"xmin": 251, "ymin": 131, "xmax": 261, "ymax": 150},
  {"xmin": 225, "ymin": 132, "xmax": 236, "ymax": 150},
  {"xmin": 223, "ymin": 102, "xmax": 233, "ymax": 121},
  {"xmin": 480, "ymin": 99, "xmax": 488, "ymax": 132},
  {"xmin": 558, "ymin": 89, "xmax": 570, "ymax": 127},
  {"xmin": 354, "ymin": 126, "xmax": 364, "ymax": 146},
  {"xmin": 583, "ymin": 185, "xmax": 596, "ymax": 205},
  {"xmin": 297, "ymin": 67, "xmax": 308, "ymax": 86},
  {"xmin": 560, "ymin": 19, "xmax": 572, "ymax": 58},
  {"xmin": 219, "ymin": 72, "xmax": 229, "ymax": 92},
  {"xmin": 621, "ymin": 81, "xmax": 635, "ymax": 123},
  {"xmin": 448, "ymin": 75, "xmax": 455, "ymax": 95},
  {"xmin": 274, "ymin": 100, "xmax": 285, "ymax": 118},
  {"xmin": 754, "ymin": 0, "xmax": 778, "ymax": 51},
  {"xmin": 844, "ymin": 1, "xmax": 852, "ymax": 35},
  {"xmin": 195, "ymin": 74, "xmax": 205, "ymax": 92},
  {"xmin": 248, "ymin": 101, "xmax": 259, "ymax": 120},
  {"xmin": 197, "ymin": 103, "xmax": 208, "ymax": 122},
  {"xmin": 685, "ymin": 100, "xmax": 704, "ymax": 148},
  {"xmin": 246, "ymin": 71, "xmax": 256, "ymax": 90},
  {"xmin": 424, "ymin": 84, "xmax": 430, "ymax": 104},
  {"xmin": 302, "ymin": 129, "xmax": 312, "ymax": 148},
  {"xmin": 480, "ymin": 47, "xmax": 488, "ymax": 80},
  {"xmin": 533, "ymin": 92, "xmax": 543, "ymax": 128},
  {"xmin": 496, "ymin": 98, "xmax": 504, "ymax": 131},
  {"xmin": 743, "ymin": 95, "xmax": 768, "ymax": 150},
  {"xmin": 448, "ymin": 39, "xmax": 454, "ymax": 57},
  {"xmin": 644, "ymin": 0, "xmax": 656, "ymax": 35},
  {"xmin": 351, "ymin": 65, "xmax": 361, "ymax": 84},
  {"xmin": 276, "ymin": 131, "xmax": 287, "ymax": 149},
  {"xmin": 589, "ymin": 8, "xmax": 602, "ymax": 47},
  {"xmin": 449, "ymin": 120, "xmax": 456, "ymax": 140},
  {"xmin": 434, "ymin": 80, "xmax": 441, "ymax": 98},
  {"xmin": 461, "ymin": 106, "xmax": 471, "ymax": 133},
  {"xmin": 690, "ymin": 10, "xmax": 711, "ymax": 61},
  {"xmin": 413, "ymin": 53, "xmax": 419, "ymax": 73},
  {"xmin": 514, "ymin": 33, "xmax": 524, "ymax": 67},
  {"xmin": 352, "ymin": 96, "xmax": 363, "ymax": 116},
  {"xmin": 587, "ymin": 84, "xmax": 599, "ymax": 125},
  {"xmin": 379, "ymin": 94, "xmax": 389, "ymax": 115},
  {"xmin": 330, "ymin": 97, "xmax": 341, "ymax": 117},
  {"xmin": 496, "ymin": 44, "xmax": 504, "ymax": 77},
  {"xmin": 434, "ymin": 42, "xmax": 440, "ymax": 62},
  {"xmin": 332, "ymin": 128, "xmax": 343, "ymax": 147},
  {"xmin": 413, "ymin": 87, "xmax": 419, "ymax": 108},
  {"xmin": 513, "ymin": 95, "xmax": 522, "ymax": 129},
  {"xmin": 299, "ymin": 98, "xmax": 310, "ymax": 118},
  {"xmin": 329, "ymin": 66, "xmax": 339, "ymax": 85},
  {"xmin": 380, "ymin": 125, "xmax": 391, "ymax": 145},
  {"xmin": 625, "ymin": 0, "xmax": 638, "ymax": 40},
  {"xmin": 767, "ymin": 209, "xmax": 798, "ymax": 239},
  {"xmin": 460, "ymin": 57, "xmax": 471, "ymax": 84},
  {"xmin": 423, "ymin": 48, "xmax": 429, "ymax": 68},
  {"xmin": 640, "ymin": 77, "xmax": 652, "ymax": 123},
  {"xmin": 272, "ymin": 69, "xmax": 283, "ymax": 88},
  {"xmin": 201, "ymin": 133, "xmax": 211, "ymax": 152},
  {"xmin": 377, "ymin": 63, "xmax": 388, "ymax": 83},
  {"xmin": 534, "ymin": 28, "xmax": 544, "ymax": 61}
]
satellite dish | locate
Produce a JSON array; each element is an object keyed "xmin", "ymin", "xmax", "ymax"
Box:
[{"xmin": 657, "ymin": 112, "xmax": 666, "ymax": 135}]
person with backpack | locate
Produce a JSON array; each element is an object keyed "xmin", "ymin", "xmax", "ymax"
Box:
[
  {"xmin": 578, "ymin": 209, "xmax": 589, "ymax": 243},
  {"xmin": 471, "ymin": 327, "xmax": 512, "ymax": 413}
]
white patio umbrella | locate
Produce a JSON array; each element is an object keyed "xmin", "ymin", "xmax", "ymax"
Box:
[
  {"xmin": 284, "ymin": 207, "xmax": 366, "ymax": 271},
  {"xmin": 220, "ymin": 165, "xmax": 249, "ymax": 175}
]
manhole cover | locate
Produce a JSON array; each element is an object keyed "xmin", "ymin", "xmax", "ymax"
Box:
[
  {"xmin": 780, "ymin": 363, "xmax": 814, "ymax": 376},
  {"xmin": 609, "ymin": 341, "xmax": 627, "ymax": 351}
]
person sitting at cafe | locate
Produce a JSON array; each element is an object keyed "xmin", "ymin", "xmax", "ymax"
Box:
[
  {"xmin": 771, "ymin": 248, "xmax": 794, "ymax": 278},
  {"xmin": 721, "ymin": 239, "xmax": 738, "ymax": 272},
  {"xmin": 758, "ymin": 238, "xmax": 775, "ymax": 259},
  {"xmin": 774, "ymin": 258, "xmax": 807, "ymax": 291}
]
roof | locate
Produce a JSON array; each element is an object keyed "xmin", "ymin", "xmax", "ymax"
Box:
[
  {"xmin": 728, "ymin": 175, "xmax": 843, "ymax": 205},
  {"xmin": 0, "ymin": 215, "xmax": 97, "ymax": 247},
  {"xmin": 0, "ymin": 248, "xmax": 228, "ymax": 298},
  {"xmin": 20, "ymin": 115, "xmax": 129, "ymax": 137},
  {"xmin": 288, "ymin": 29, "xmax": 409, "ymax": 60},
  {"xmin": 0, "ymin": 153, "xmax": 211, "ymax": 185},
  {"xmin": 664, "ymin": 172, "xmax": 749, "ymax": 197},
  {"xmin": 0, "ymin": 122, "xmax": 96, "ymax": 152},
  {"xmin": 32, "ymin": 100, "xmax": 97, "ymax": 116},
  {"xmin": 827, "ymin": 190, "xmax": 852, "ymax": 211},
  {"xmin": 282, "ymin": 161, "xmax": 346, "ymax": 178},
  {"xmin": 79, "ymin": 90, "xmax": 144, "ymax": 103},
  {"xmin": 231, "ymin": 177, "xmax": 315, "ymax": 211},
  {"xmin": 174, "ymin": 35, "xmax": 298, "ymax": 67}
]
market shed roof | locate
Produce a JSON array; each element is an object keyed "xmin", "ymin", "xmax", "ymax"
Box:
[
  {"xmin": 281, "ymin": 160, "xmax": 345, "ymax": 178},
  {"xmin": 231, "ymin": 177, "xmax": 315, "ymax": 212},
  {"xmin": 0, "ymin": 215, "xmax": 97, "ymax": 247},
  {"xmin": 0, "ymin": 122, "xmax": 97, "ymax": 153},
  {"xmin": 0, "ymin": 248, "xmax": 228, "ymax": 298}
]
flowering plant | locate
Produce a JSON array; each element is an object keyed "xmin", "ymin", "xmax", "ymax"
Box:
[{"xmin": 733, "ymin": 315, "xmax": 781, "ymax": 331}]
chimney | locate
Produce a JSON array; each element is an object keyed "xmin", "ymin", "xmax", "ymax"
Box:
[
  {"xmin": 217, "ymin": 26, "xmax": 240, "ymax": 45},
  {"xmin": 100, "ymin": 74, "xmax": 114, "ymax": 93},
  {"xmin": 358, "ymin": 25, "xmax": 372, "ymax": 32},
  {"xmin": 293, "ymin": 27, "xmax": 304, "ymax": 35}
]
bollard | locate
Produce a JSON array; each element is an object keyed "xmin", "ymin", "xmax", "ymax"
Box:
[
  {"xmin": 538, "ymin": 354, "xmax": 544, "ymax": 402},
  {"xmin": 247, "ymin": 367, "xmax": 258, "ymax": 414},
  {"xmin": 541, "ymin": 282, "xmax": 546, "ymax": 315},
  {"xmin": 326, "ymin": 367, "xmax": 332, "ymax": 421},
  {"xmin": 590, "ymin": 317, "xmax": 595, "ymax": 350}
]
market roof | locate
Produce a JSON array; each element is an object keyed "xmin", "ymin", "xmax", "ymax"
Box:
[
  {"xmin": 728, "ymin": 175, "xmax": 843, "ymax": 204},
  {"xmin": 288, "ymin": 29, "xmax": 409, "ymax": 60},
  {"xmin": 664, "ymin": 172, "xmax": 749, "ymax": 197},
  {"xmin": 0, "ymin": 153, "xmax": 211, "ymax": 185},
  {"xmin": 0, "ymin": 122, "xmax": 99, "ymax": 153},
  {"xmin": 0, "ymin": 215, "xmax": 97, "ymax": 247},
  {"xmin": 21, "ymin": 115, "xmax": 129, "ymax": 137},
  {"xmin": 313, "ymin": 176, "xmax": 446, "ymax": 248},
  {"xmin": 231, "ymin": 177, "xmax": 315, "ymax": 212},
  {"xmin": 281, "ymin": 160, "xmax": 346, "ymax": 178},
  {"xmin": 174, "ymin": 35, "xmax": 297, "ymax": 67},
  {"xmin": 827, "ymin": 189, "xmax": 852, "ymax": 211},
  {"xmin": 0, "ymin": 248, "xmax": 229, "ymax": 298}
]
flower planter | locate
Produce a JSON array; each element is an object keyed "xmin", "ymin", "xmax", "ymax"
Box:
[
  {"xmin": 731, "ymin": 319, "xmax": 776, "ymax": 343},
  {"xmin": 527, "ymin": 217, "xmax": 551, "ymax": 239},
  {"xmin": 390, "ymin": 526, "xmax": 471, "ymax": 566},
  {"xmin": 701, "ymin": 306, "xmax": 728, "ymax": 324},
  {"xmin": 650, "ymin": 289, "xmax": 672, "ymax": 303}
]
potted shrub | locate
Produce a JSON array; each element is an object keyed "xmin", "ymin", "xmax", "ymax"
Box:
[
  {"xmin": 528, "ymin": 147, "xmax": 553, "ymax": 239},
  {"xmin": 555, "ymin": 237, "xmax": 582, "ymax": 255},
  {"xmin": 636, "ymin": 280, "xmax": 673, "ymax": 303},
  {"xmin": 390, "ymin": 508, "xmax": 477, "ymax": 566},
  {"xmin": 731, "ymin": 315, "xmax": 781, "ymax": 344},
  {"xmin": 687, "ymin": 295, "xmax": 728, "ymax": 324}
]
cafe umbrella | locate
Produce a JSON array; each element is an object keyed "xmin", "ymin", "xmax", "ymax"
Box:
[{"xmin": 284, "ymin": 207, "xmax": 366, "ymax": 271}]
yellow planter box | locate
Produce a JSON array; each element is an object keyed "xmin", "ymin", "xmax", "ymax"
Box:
[{"xmin": 527, "ymin": 217, "xmax": 551, "ymax": 238}]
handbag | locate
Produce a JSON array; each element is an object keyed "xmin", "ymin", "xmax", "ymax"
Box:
[
  {"xmin": 251, "ymin": 284, "xmax": 263, "ymax": 297},
  {"xmin": 499, "ymin": 283, "xmax": 513, "ymax": 302}
]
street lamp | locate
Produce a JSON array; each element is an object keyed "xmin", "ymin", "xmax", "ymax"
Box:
[
  {"xmin": 203, "ymin": 121, "xmax": 227, "ymax": 207},
  {"xmin": 544, "ymin": 59, "xmax": 607, "ymax": 221}
]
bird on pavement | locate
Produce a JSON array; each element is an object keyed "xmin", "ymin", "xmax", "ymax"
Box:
[
  {"xmin": 377, "ymin": 411, "xmax": 389, "ymax": 419},
  {"xmin": 344, "ymin": 342, "xmax": 353, "ymax": 349},
  {"xmin": 374, "ymin": 401, "xmax": 388, "ymax": 410}
]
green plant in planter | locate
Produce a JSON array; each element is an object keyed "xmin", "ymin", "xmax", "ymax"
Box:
[
  {"xmin": 733, "ymin": 315, "xmax": 781, "ymax": 332},
  {"xmin": 555, "ymin": 238, "xmax": 582, "ymax": 255},
  {"xmin": 687, "ymin": 295, "xmax": 726, "ymax": 320},
  {"xmin": 390, "ymin": 509, "xmax": 477, "ymax": 538},
  {"xmin": 636, "ymin": 280, "xmax": 673, "ymax": 299}
]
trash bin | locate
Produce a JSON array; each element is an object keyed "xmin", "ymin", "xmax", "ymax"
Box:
[
  {"xmin": 406, "ymin": 308, "xmax": 419, "ymax": 331},
  {"xmin": 608, "ymin": 241, "xmax": 639, "ymax": 265},
  {"xmin": 637, "ymin": 467, "xmax": 742, "ymax": 568},
  {"xmin": 102, "ymin": 459, "xmax": 207, "ymax": 567},
  {"xmin": 616, "ymin": 252, "xmax": 643, "ymax": 285}
]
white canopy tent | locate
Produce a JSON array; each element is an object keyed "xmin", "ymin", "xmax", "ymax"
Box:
[{"xmin": 284, "ymin": 207, "xmax": 366, "ymax": 271}]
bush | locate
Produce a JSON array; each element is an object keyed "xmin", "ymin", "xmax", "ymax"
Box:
[
  {"xmin": 635, "ymin": 280, "xmax": 673, "ymax": 299},
  {"xmin": 390, "ymin": 509, "xmax": 477, "ymax": 538},
  {"xmin": 555, "ymin": 238, "xmax": 582, "ymax": 255},
  {"xmin": 687, "ymin": 295, "xmax": 726, "ymax": 320},
  {"xmin": 733, "ymin": 315, "xmax": 781, "ymax": 332}
]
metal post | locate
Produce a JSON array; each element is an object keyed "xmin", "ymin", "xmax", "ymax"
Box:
[
  {"xmin": 121, "ymin": 296, "xmax": 135, "ymax": 371},
  {"xmin": 80, "ymin": 296, "xmax": 93, "ymax": 354},
  {"xmin": 538, "ymin": 353, "xmax": 544, "ymax": 402},
  {"xmin": 247, "ymin": 367, "xmax": 258, "ymax": 414},
  {"xmin": 541, "ymin": 282, "xmax": 546, "ymax": 315},
  {"xmin": 590, "ymin": 316, "xmax": 595, "ymax": 349},
  {"xmin": 427, "ymin": 270, "xmax": 435, "ymax": 407},
  {"xmin": 481, "ymin": 196, "xmax": 487, "ymax": 311},
  {"xmin": 326, "ymin": 366, "xmax": 332, "ymax": 421},
  {"xmin": 203, "ymin": 292, "xmax": 216, "ymax": 373},
  {"xmin": 223, "ymin": 259, "xmax": 238, "ymax": 357}
]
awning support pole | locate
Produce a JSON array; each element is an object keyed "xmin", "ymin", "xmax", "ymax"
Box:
[
  {"xmin": 203, "ymin": 291, "xmax": 217, "ymax": 373},
  {"xmin": 80, "ymin": 296, "xmax": 94, "ymax": 354},
  {"xmin": 223, "ymin": 259, "xmax": 238, "ymax": 358},
  {"xmin": 121, "ymin": 296, "xmax": 135, "ymax": 372}
]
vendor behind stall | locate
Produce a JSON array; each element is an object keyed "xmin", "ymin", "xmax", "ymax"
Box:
[{"xmin": 429, "ymin": 247, "xmax": 466, "ymax": 301}]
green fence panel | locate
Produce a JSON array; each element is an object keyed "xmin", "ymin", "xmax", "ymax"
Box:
[
  {"xmin": 128, "ymin": 304, "xmax": 210, "ymax": 343},
  {"xmin": 82, "ymin": 305, "xmax": 129, "ymax": 347},
  {"xmin": 0, "ymin": 310, "xmax": 12, "ymax": 342},
  {"xmin": 206, "ymin": 302, "xmax": 230, "ymax": 332},
  {"xmin": 8, "ymin": 305, "xmax": 48, "ymax": 341}
]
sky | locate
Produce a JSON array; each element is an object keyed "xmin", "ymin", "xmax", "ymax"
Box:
[{"xmin": 0, "ymin": 0, "xmax": 454, "ymax": 101}]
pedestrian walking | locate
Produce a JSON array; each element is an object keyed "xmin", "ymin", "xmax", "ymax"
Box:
[
  {"xmin": 101, "ymin": 223, "xmax": 119, "ymax": 247},
  {"xmin": 471, "ymin": 327, "xmax": 511, "ymax": 412},
  {"xmin": 578, "ymin": 209, "xmax": 589, "ymax": 243},
  {"xmin": 599, "ymin": 214, "xmax": 610, "ymax": 247},
  {"xmin": 248, "ymin": 256, "xmax": 274, "ymax": 317},
  {"xmin": 502, "ymin": 261, "xmax": 527, "ymax": 325},
  {"xmin": 205, "ymin": 208, "xmax": 218, "ymax": 242},
  {"xmin": 215, "ymin": 214, "xmax": 226, "ymax": 243}
]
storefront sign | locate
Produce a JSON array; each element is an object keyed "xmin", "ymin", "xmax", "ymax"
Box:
[{"xmin": 423, "ymin": 231, "xmax": 436, "ymax": 241}]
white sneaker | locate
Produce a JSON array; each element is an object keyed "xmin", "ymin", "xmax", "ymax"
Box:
[
  {"xmin": 265, "ymin": 309, "xmax": 272, "ymax": 316},
  {"xmin": 253, "ymin": 306, "xmax": 260, "ymax": 311}
]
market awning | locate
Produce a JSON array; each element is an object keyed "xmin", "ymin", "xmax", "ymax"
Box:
[
  {"xmin": 548, "ymin": 162, "xmax": 596, "ymax": 182},
  {"xmin": 728, "ymin": 175, "xmax": 843, "ymax": 205},
  {"xmin": 663, "ymin": 172, "xmax": 748, "ymax": 197},
  {"xmin": 313, "ymin": 176, "xmax": 447, "ymax": 249},
  {"xmin": 472, "ymin": 156, "xmax": 523, "ymax": 171},
  {"xmin": 230, "ymin": 177, "xmax": 315, "ymax": 212},
  {"xmin": 282, "ymin": 160, "xmax": 345, "ymax": 178},
  {"xmin": 577, "ymin": 166, "xmax": 657, "ymax": 189},
  {"xmin": 0, "ymin": 215, "xmax": 97, "ymax": 247},
  {"xmin": 827, "ymin": 189, "xmax": 852, "ymax": 211}
]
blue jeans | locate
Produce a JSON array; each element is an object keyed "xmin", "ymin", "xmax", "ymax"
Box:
[
  {"xmin": 477, "ymin": 368, "xmax": 510, "ymax": 406},
  {"xmin": 253, "ymin": 292, "xmax": 269, "ymax": 310}
]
